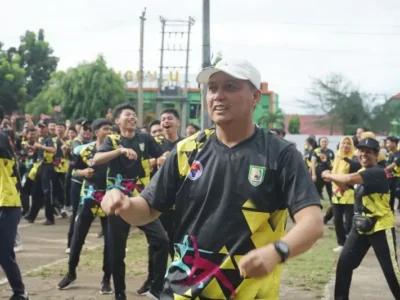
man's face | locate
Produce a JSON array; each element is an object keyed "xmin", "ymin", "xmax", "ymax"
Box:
[
  {"xmin": 356, "ymin": 128, "xmax": 364, "ymax": 141},
  {"xmin": 161, "ymin": 113, "xmax": 179, "ymax": 135},
  {"xmin": 80, "ymin": 125, "xmax": 92, "ymax": 140},
  {"xmin": 56, "ymin": 125, "xmax": 66, "ymax": 137},
  {"xmin": 38, "ymin": 125, "xmax": 48, "ymax": 137},
  {"xmin": 320, "ymin": 138, "xmax": 328, "ymax": 149},
  {"xmin": 48, "ymin": 122, "xmax": 57, "ymax": 135},
  {"xmin": 150, "ymin": 124, "xmax": 163, "ymax": 138},
  {"xmin": 115, "ymin": 109, "xmax": 137, "ymax": 131},
  {"xmin": 96, "ymin": 125, "xmax": 112, "ymax": 141},
  {"xmin": 207, "ymin": 72, "xmax": 260, "ymax": 125},
  {"xmin": 357, "ymin": 147, "xmax": 378, "ymax": 168},
  {"xmin": 27, "ymin": 131, "xmax": 37, "ymax": 143},
  {"xmin": 186, "ymin": 125, "xmax": 198, "ymax": 137},
  {"xmin": 386, "ymin": 140, "xmax": 397, "ymax": 152},
  {"xmin": 68, "ymin": 129, "xmax": 77, "ymax": 140}
]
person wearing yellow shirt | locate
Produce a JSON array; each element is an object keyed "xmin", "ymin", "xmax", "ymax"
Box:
[
  {"xmin": 0, "ymin": 106, "xmax": 30, "ymax": 300},
  {"xmin": 329, "ymin": 137, "xmax": 361, "ymax": 253},
  {"xmin": 322, "ymin": 137, "xmax": 400, "ymax": 299}
]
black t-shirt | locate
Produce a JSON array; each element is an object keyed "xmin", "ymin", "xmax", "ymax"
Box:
[
  {"xmin": 37, "ymin": 135, "xmax": 55, "ymax": 164},
  {"xmin": 387, "ymin": 151, "xmax": 400, "ymax": 176},
  {"xmin": 141, "ymin": 127, "xmax": 321, "ymax": 299},
  {"xmin": 158, "ymin": 137, "xmax": 184, "ymax": 152},
  {"xmin": 312, "ymin": 147, "xmax": 335, "ymax": 171},
  {"xmin": 98, "ymin": 132, "xmax": 164, "ymax": 196},
  {"xmin": 74, "ymin": 142, "xmax": 108, "ymax": 216}
]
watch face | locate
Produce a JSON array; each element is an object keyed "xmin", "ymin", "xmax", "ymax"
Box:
[{"xmin": 277, "ymin": 241, "xmax": 290, "ymax": 254}]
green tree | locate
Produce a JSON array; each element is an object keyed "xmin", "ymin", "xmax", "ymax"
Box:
[
  {"xmin": 300, "ymin": 73, "xmax": 372, "ymax": 135},
  {"xmin": 0, "ymin": 43, "xmax": 27, "ymax": 114},
  {"xmin": 28, "ymin": 55, "xmax": 126, "ymax": 120},
  {"xmin": 288, "ymin": 115, "xmax": 301, "ymax": 134},
  {"xmin": 18, "ymin": 29, "xmax": 59, "ymax": 101},
  {"xmin": 258, "ymin": 108, "xmax": 284, "ymax": 129}
]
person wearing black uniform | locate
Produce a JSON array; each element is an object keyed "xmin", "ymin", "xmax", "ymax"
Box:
[
  {"xmin": 66, "ymin": 120, "xmax": 93, "ymax": 253},
  {"xmin": 322, "ymin": 137, "xmax": 400, "ymax": 300},
  {"xmin": 101, "ymin": 58, "xmax": 324, "ymax": 299},
  {"xmin": 0, "ymin": 106, "xmax": 30, "ymax": 300},
  {"xmin": 385, "ymin": 136, "xmax": 400, "ymax": 212},
  {"xmin": 58, "ymin": 119, "xmax": 112, "ymax": 294},
  {"xmin": 93, "ymin": 104, "xmax": 169, "ymax": 300},
  {"xmin": 65, "ymin": 127, "xmax": 78, "ymax": 209},
  {"xmin": 25, "ymin": 121, "xmax": 57, "ymax": 225},
  {"xmin": 311, "ymin": 137, "xmax": 335, "ymax": 223},
  {"xmin": 136, "ymin": 109, "xmax": 184, "ymax": 296}
]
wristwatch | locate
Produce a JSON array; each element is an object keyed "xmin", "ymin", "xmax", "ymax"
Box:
[{"xmin": 274, "ymin": 241, "xmax": 290, "ymax": 263}]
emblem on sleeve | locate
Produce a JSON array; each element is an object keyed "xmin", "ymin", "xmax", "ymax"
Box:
[
  {"xmin": 188, "ymin": 160, "xmax": 203, "ymax": 180},
  {"xmin": 139, "ymin": 143, "xmax": 145, "ymax": 152},
  {"xmin": 248, "ymin": 165, "xmax": 266, "ymax": 186}
]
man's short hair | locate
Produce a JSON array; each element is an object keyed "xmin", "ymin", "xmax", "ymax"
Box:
[
  {"xmin": 113, "ymin": 103, "xmax": 136, "ymax": 120},
  {"xmin": 387, "ymin": 136, "xmax": 399, "ymax": 145},
  {"xmin": 26, "ymin": 127, "xmax": 37, "ymax": 133},
  {"xmin": 56, "ymin": 122, "xmax": 66, "ymax": 128},
  {"xmin": 161, "ymin": 108, "xmax": 180, "ymax": 120},
  {"xmin": 68, "ymin": 127, "xmax": 77, "ymax": 134},
  {"xmin": 149, "ymin": 120, "xmax": 160, "ymax": 130},
  {"xmin": 187, "ymin": 123, "xmax": 200, "ymax": 131}
]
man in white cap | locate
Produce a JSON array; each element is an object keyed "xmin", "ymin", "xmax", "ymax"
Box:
[{"xmin": 101, "ymin": 58, "xmax": 324, "ymax": 299}]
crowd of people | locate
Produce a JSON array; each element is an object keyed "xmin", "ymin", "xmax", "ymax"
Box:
[{"xmin": 0, "ymin": 57, "xmax": 398, "ymax": 300}]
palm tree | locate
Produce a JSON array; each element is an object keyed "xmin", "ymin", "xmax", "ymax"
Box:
[{"xmin": 258, "ymin": 108, "xmax": 284, "ymax": 129}]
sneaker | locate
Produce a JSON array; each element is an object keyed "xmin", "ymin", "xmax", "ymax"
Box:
[
  {"xmin": 147, "ymin": 290, "xmax": 161, "ymax": 300},
  {"xmin": 23, "ymin": 216, "xmax": 34, "ymax": 223},
  {"xmin": 136, "ymin": 278, "xmax": 152, "ymax": 295},
  {"xmin": 58, "ymin": 273, "xmax": 77, "ymax": 290},
  {"xmin": 100, "ymin": 279, "xmax": 113, "ymax": 294},
  {"xmin": 9, "ymin": 293, "xmax": 29, "ymax": 300},
  {"xmin": 114, "ymin": 293, "xmax": 127, "ymax": 300},
  {"xmin": 65, "ymin": 248, "xmax": 70, "ymax": 254},
  {"xmin": 43, "ymin": 220, "xmax": 55, "ymax": 226},
  {"xmin": 14, "ymin": 245, "xmax": 24, "ymax": 253},
  {"xmin": 60, "ymin": 209, "xmax": 68, "ymax": 219},
  {"xmin": 333, "ymin": 246, "xmax": 344, "ymax": 253}
]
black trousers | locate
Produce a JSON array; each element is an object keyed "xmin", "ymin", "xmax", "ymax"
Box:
[
  {"xmin": 28, "ymin": 164, "xmax": 56, "ymax": 222},
  {"xmin": 20, "ymin": 177, "xmax": 34, "ymax": 216},
  {"xmin": 67, "ymin": 181, "xmax": 82, "ymax": 248},
  {"xmin": 335, "ymin": 227, "xmax": 400, "ymax": 300},
  {"xmin": 0, "ymin": 208, "xmax": 25, "ymax": 295},
  {"xmin": 53, "ymin": 172, "xmax": 66, "ymax": 208},
  {"xmin": 65, "ymin": 168, "xmax": 73, "ymax": 207},
  {"xmin": 390, "ymin": 177, "xmax": 399, "ymax": 212},
  {"xmin": 108, "ymin": 215, "xmax": 169, "ymax": 296},
  {"xmin": 332, "ymin": 204, "xmax": 354, "ymax": 246},
  {"xmin": 68, "ymin": 208, "xmax": 110, "ymax": 279}
]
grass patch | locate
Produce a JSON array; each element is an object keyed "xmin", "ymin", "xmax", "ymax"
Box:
[
  {"xmin": 26, "ymin": 230, "xmax": 149, "ymax": 278},
  {"xmin": 283, "ymin": 199, "xmax": 338, "ymax": 297}
]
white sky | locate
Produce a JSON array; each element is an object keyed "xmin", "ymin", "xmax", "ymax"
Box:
[{"xmin": 1, "ymin": 0, "xmax": 399, "ymax": 113}]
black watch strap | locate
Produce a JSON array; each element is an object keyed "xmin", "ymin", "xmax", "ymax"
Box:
[{"xmin": 274, "ymin": 241, "xmax": 290, "ymax": 263}]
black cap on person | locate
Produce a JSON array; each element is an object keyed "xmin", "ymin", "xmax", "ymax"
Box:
[{"xmin": 357, "ymin": 138, "xmax": 380, "ymax": 151}]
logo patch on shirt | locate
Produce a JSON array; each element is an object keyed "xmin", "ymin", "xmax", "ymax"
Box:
[
  {"xmin": 188, "ymin": 160, "xmax": 203, "ymax": 181},
  {"xmin": 248, "ymin": 165, "xmax": 266, "ymax": 186},
  {"xmin": 139, "ymin": 143, "xmax": 145, "ymax": 152}
]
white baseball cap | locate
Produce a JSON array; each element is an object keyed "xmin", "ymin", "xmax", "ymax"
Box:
[{"xmin": 196, "ymin": 58, "xmax": 261, "ymax": 89}]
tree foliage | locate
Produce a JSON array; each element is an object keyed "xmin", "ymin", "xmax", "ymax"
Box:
[
  {"xmin": 27, "ymin": 55, "xmax": 126, "ymax": 120},
  {"xmin": 300, "ymin": 73, "xmax": 379, "ymax": 135},
  {"xmin": 0, "ymin": 43, "xmax": 27, "ymax": 114},
  {"xmin": 288, "ymin": 115, "xmax": 301, "ymax": 134},
  {"xmin": 258, "ymin": 108, "xmax": 284, "ymax": 129}
]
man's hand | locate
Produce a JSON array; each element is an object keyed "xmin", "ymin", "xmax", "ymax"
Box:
[
  {"xmin": 34, "ymin": 142, "xmax": 42, "ymax": 149},
  {"xmin": 83, "ymin": 168, "xmax": 95, "ymax": 178},
  {"xmin": 312, "ymin": 175, "xmax": 317, "ymax": 182},
  {"xmin": 321, "ymin": 170, "xmax": 331, "ymax": 182},
  {"xmin": 238, "ymin": 244, "xmax": 281, "ymax": 278},
  {"xmin": 101, "ymin": 188, "xmax": 130, "ymax": 215},
  {"xmin": 157, "ymin": 155, "xmax": 167, "ymax": 167},
  {"xmin": 119, "ymin": 147, "xmax": 137, "ymax": 160}
]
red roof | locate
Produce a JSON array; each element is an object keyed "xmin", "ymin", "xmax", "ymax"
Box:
[
  {"xmin": 284, "ymin": 114, "xmax": 343, "ymax": 135},
  {"xmin": 391, "ymin": 93, "xmax": 400, "ymax": 100}
]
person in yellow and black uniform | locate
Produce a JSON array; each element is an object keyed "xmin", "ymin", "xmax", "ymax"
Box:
[
  {"xmin": 311, "ymin": 137, "xmax": 335, "ymax": 223},
  {"xmin": 52, "ymin": 122, "xmax": 69, "ymax": 217},
  {"xmin": 58, "ymin": 119, "xmax": 112, "ymax": 294},
  {"xmin": 25, "ymin": 121, "xmax": 57, "ymax": 225},
  {"xmin": 304, "ymin": 137, "xmax": 318, "ymax": 170},
  {"xmin": 93, "ymin": 104, "xmax": 169, "ymax": 300},
  {"xmin": 322, "ymin": 137, "xmax": 400, "ymax": 299},
  {"xmin": 385, "ymin": 136, "xmax": 400, "ymax": 212},
  {"xmin": 0, "ymin": 106, "xmax": 30, "ymax": 300},
  {"xmin": 20, "ymin": 127, "xmax": 39, "ymax": 217},
  {"xmin": 329, "ymin": 137, "xmax": 361, "ymax": 253}
]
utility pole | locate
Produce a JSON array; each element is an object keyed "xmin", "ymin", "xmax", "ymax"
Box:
[
  {"xmin": 138, "ymin": 8, "xmax": 146, "ymax": 127},
  {"xmin": 201, "ymin": 0, "xmax": 212, "ymax": 130},
  {"xmin": 157, "ymin": 16, "xmax": 195, "ymax": 137}
]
